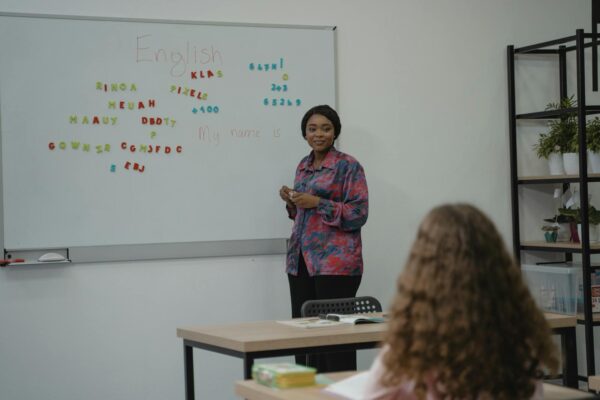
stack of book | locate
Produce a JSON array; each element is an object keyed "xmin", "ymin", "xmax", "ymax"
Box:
[{"xmin": 252, "ymin": 363, "xmax": 316, "ymax": 388}]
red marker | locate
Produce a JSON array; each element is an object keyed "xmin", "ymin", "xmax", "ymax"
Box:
[{"xmin": 0, "ymin": 259, "xmax": 25, "ymax": 267}]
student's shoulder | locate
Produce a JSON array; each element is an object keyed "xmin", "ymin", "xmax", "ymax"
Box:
[{"xmin": 363, "ymin": 350, "xmax": 416, "ymax": 400}]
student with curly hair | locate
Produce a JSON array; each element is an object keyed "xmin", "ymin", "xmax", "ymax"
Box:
[{"xmin": 363, "ymin": 204, "xmax": 558, "ymax": 400}]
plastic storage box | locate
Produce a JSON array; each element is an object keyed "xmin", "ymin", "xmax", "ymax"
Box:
[{"xmin": 521, "ymin": 263, "xmax": 582, "ymax": 315}]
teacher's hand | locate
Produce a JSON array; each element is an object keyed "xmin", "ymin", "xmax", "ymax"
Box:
[
  {"xmin": 279, "ymin": 185, "xmax": 295, "ymax": 207},
  {"xmin": 290, "ymin": 192, "xmax": 320, "ymax": 209}
]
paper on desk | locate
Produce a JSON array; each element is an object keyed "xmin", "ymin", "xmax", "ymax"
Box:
[
  {"xmin": 323, "ymin": 371, "xmax": 369, "ymax": 400},
  {"xmin": 276, "ymin": 319, "xmax": 345, "ymax": 329}
]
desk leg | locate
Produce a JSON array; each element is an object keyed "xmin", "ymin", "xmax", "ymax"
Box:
[
  {"xmin": 243, "ymin": 355, "xmax": 254, "ymax": 380},
  {"xmin": 560, "ymin": 327, "xmax": 578, "ymax": 388},
  {"xmin": 184, "ymin": 343, "xmax": 195, "ymax": 400}
]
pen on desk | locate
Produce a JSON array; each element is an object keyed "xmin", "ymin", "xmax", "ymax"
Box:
[{"xmin": 319, "ymin": 314, "xmax": 340, "ymax": 321}]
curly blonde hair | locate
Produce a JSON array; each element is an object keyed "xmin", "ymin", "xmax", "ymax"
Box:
[{"xmin": 382, "ymin": 204, "xmax": 559, "ymax": 399}]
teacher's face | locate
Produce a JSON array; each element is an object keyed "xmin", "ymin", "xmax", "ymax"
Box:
[{"xmin": 305, "ymin": 114, "xmax": 335, "ymax": 154}]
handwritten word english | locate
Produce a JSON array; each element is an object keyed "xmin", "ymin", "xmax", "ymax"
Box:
[
  {"xmin": 69, "ymin": 115, "xmax": 118, "ymax": 125},
  {"xmin": 136, "ymin": 35, "xmax": 223, "ymax": 77},
  {"xmin": 108, "ymin": 99, "xmax": 156, "ymax": 110}
]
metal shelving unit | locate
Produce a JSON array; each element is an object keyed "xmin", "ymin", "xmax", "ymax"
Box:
[{"xmin": 508, "ymin": 29, "xmax": 600, "ymax": 381}]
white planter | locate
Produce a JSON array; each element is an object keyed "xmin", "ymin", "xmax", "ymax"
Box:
[
  {"xmin": 557, "ymin": 222, "xmax": 571, "ymax": 242},
  {"xmin": 577, "ymin": 223, "xmax": 599, "ymax": 243},
  {"xmin": 547, "ymin": 152, "xmax": 565, "ymax": 175},
  {"xmin": 563, "ymin": 153, "xmax": 580, "ymax": 175},
  {"xmin": 589, "ymin": 151, "xmax": 600, "ymax": 173}
]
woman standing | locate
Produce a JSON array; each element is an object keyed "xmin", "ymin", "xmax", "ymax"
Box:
[{"xmin": 279, "ymin": 104, "xmax": 369, "ymax": 372}]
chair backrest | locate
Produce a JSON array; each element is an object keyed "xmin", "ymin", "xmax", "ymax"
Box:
[{"xmin": 300, "ymin": 296, "xmax": 383, "ymax": 317}]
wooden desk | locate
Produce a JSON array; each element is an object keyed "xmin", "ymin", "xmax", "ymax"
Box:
[
  {"xmin": 545, "ymin": 313, "xmax": 578, "ymax": 388},
  {"xmin": 177, "ymin": 312, "xmax": 577, "ymax": 400},
  {"xmin": 177, "ymin": 319, "xmax": 384, "ymax": 400},
  {"xmin": 235, "ymin": 372, "xmax": 596, "ymax": 400}
]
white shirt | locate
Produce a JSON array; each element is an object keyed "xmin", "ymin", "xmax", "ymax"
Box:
[{"xmin": 362, "ymin": 349, "xmax": 543, "ymax": 400}]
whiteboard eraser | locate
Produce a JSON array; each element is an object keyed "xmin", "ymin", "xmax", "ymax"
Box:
[{"xmin": 38, "ymin": 253, "xmax": 66, "ymax": 262}]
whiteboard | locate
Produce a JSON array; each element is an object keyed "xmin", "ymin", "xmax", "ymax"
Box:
[{"xmin": 0, "ymin": 13, "xmax": 336, "ymax": 256}]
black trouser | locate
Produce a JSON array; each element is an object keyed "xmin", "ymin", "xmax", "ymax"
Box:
[{"xmin": 287, "ymin": 254, "xmax": 362, "ymax": 372}]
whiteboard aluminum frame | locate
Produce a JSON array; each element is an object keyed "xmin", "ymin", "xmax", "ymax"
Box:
[{"xmin": 0, "ymin": 12, "xmax": 335, "ymax": 31}]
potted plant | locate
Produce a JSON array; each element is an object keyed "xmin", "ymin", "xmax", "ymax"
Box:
[
  {"xmin": 533, "ymin": 96, "xmax": 578, "ymax": 175},
  {"xmin": 541, "ymin": 224, "xmax": 559, "ymax": 242},
  {"xmin": 562, "ymin": 133, "xmax": 580, "ymax": 175},
  {"xmin": 559, "ymin": 206, "xmax": 600, "ymax": 243},
  {"xmin": 587, "ymin": 117, "xmax": 600, "ymax": 173},
  {"xmin": 543, "ymin": 213, "xmax": 574, "ymax": 242},
  {"xmin": 533, "ymin": 135, "xmax": 564, "ymax": 175},
  {"xmin": 553, "ymin": 96, "xmax": 578, "ymax": 174}
]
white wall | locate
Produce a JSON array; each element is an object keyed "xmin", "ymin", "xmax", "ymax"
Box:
[{"xmin": 0, "ymin": 1, "xmax": 594, "ymax": 399}]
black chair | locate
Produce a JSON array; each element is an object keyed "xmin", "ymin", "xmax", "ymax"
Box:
[
  {"xmin": 300, "ymin": 296, "xmax": 383, "ymax": 318},
  {"xmin": 298, "ymin": 296, "xmax": 382, "ymax": 373}
]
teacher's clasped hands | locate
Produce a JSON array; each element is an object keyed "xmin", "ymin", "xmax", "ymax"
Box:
[{"xmin": 279, "ymin": 186, "xmax": 320, "ymax": 209}]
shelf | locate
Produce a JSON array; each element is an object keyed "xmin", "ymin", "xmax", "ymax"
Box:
[
  {"xmin": 516, "ymin": 106, "xmax": 600, "ymax": 120},
  {"xmin": 577, "ymin": 313, "xmax": 600, "ymax": 324},
  {"xmin": 520, "ymin": 241, "xmax": 600, "ymax": 253},
  {"xmin": 518, "ymin": 174, "xmax": 600, "ymax": 184},
  {"xmin": 513, "ymin": 33, "xmax": 600, "ymax": 54},
  {"xmin": 510, "ymin": 28, "xmax": 600, "ymax": 378},
  {"xmin": 513, "ymin": 35, "xmax": 576, "ymax": 53}
]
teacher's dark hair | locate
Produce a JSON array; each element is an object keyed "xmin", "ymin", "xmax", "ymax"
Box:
[{"xmin": 301, "ymin": 105, "xmax": 341, "ymax": 139}]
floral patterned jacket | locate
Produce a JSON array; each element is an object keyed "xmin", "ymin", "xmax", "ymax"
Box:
[{"xmin": 285, "ymin": 147, "xmax": 368, "ymax": 276}]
